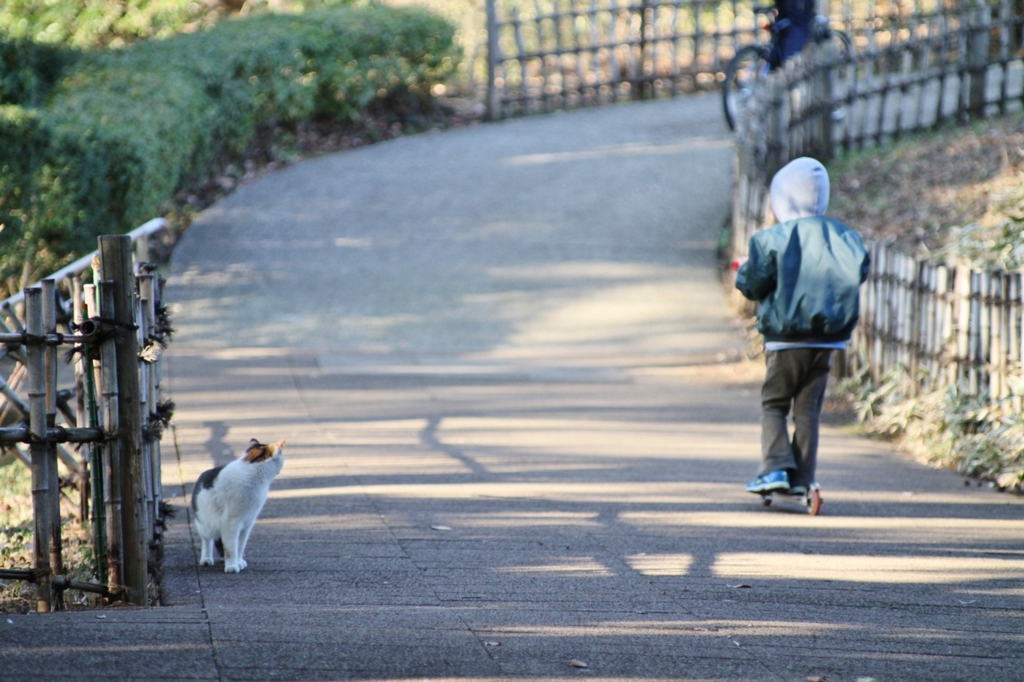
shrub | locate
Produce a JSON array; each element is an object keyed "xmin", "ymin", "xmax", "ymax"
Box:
[
  {"xmin": 837, "ymin": 360, "xmax": 1024, "ymax": 491},
  {"xmin": 0, "ymin": 0, "xmax": 359, "ymax": 50},
  {"xmin": 1, "ymin": 0, "xmax": 223, "ymax": 49},
  {"xmin": 0, "ymin": 37, "xmax": 78, "ymax": 105},
  {"xmin": 0, "ymin": 5, "xmax": 458, "ymax": 296}
]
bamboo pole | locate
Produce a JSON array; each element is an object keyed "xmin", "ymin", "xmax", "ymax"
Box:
[
  {"xmin": 0, "ymin": 426, "xmax": 105, "ymax": 442},
  {"xmin": 978, "ymin": 270, "xmax": 989, "ymax": 394},
  {"xmin": 139, "ymin": 275, "xmax": 162, "ymax": 523},
  {"xmin": 137, "ymin": 281, "xmax": 155, "ymax": 546},
  {"xmin": 969, "ymin": 271, "xmax": 982, "ymax": 394},
  {"xmin": 25, "ymin": 288, "xmax": 52, "ymax": 612},
  {"xmin": 41, "ymin": 280, "xmax": 63, "ymax": 610},
  {"xmin": 992, "ymin": 273, "xmax": 1006, "ymax": 402},
  {"xmin": 149, "ymin": 276, "xmax": 164, "ymax": 523},
  {"xmin": 73, "ymin": 276, "xmax": 89, "ymax": 524},
  {"xmin": 955, "ymin": 266, "xmax": 971, "ymax": 385},
  {"xmin": 1013, "ymin": 272, "xmax": 1023, "ymax": 413},
  {"xmin": 965, "ymin": 1, "xmax": 991, "ymax": 117},
  {"xmin": 936, "ymin": 264, "xmax": 952, "ymax": 387},
  {"xmin": 99, "ymin": 236, "xmax": 148, "ymax": 607},
  {"xmin": 487, "ymin": 0, "xmax": 500, "ymax": 119},
  {"xmin": 83, "ymin": 283, "xmax": 106, "ymax": 582},
  {"xmin": 98, "ymin": 280, "xmax": 122, "ymax": 596}
]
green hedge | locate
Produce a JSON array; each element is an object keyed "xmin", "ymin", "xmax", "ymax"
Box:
[
  {"xmin": 0, "ymin": 5, "xmax": 457, "ymax": 295},
  {"xmin": 0, "ymin": 0, "xmax": 357, "ymax": 50},
  {"xmin": 0, "ymin": 37, "xmax": 78, "ymax": 106}
]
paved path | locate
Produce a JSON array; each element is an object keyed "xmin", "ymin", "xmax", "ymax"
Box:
[{"xmin": 3, "ymin": 94, "xmax": 1024, "ymax": 682}]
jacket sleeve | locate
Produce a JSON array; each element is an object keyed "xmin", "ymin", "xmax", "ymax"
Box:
[
  {"xmin": 860, "ymin": 249, "xmax": 871, "ymax": 283},
  {"xmin": 735, "ymin": 233, "xmax": 777, "ymax": 301}
]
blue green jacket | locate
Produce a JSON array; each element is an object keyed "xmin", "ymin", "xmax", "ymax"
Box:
[{"xmin": 735, "ymin": 216, "xmax": 870, "ymax": 343}]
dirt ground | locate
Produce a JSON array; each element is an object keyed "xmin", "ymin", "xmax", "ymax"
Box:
[{"xmin": 827, "ymin": 110, "xmax": 1024, "ymax": 253}]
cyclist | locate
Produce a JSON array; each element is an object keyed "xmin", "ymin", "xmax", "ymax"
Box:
[{"xmin": 769, "ymin": 0, "xmax": 817, "ymax": 69}]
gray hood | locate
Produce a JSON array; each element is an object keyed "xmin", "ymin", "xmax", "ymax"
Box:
[{"xmin": 769, "ymin": 157, "xmax": 830, "ymax": 223}]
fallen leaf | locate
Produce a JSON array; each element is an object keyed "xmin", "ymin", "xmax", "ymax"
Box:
[
  {"xmin": 728, "ymin": 584, "xmax": 752, "ymax": 589},
  {"xmin": 484, "ymin": 641, "xmax": 501, "ymax": 647},
  {"xmin": 430, "ymin": 525, "xmax": 452, "ymax": 531},
  {"xmin": 856, "ymin": 678, "xmax": 878, "ymax": 682},
  {"xmin": 957, "ymin": 599, "xmax": 977, "ymax": 605},
  {"xmin": 569, "ymin": 659, "xmax": 588, "ymax": 668}
]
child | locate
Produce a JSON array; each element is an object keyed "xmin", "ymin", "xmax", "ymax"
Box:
[{"xmin": 735, "ymin": 157, "xmax": 869, "ymax": 496}]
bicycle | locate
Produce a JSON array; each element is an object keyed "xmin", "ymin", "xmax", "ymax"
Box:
[{"xmin": 722, "ymin": 5, "xmax": 852, "ymax": 131}]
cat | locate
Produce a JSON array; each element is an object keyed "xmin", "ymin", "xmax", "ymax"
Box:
[{"xmin": 191, "ymin": 438, "xmax": 285, "ymax": 573}]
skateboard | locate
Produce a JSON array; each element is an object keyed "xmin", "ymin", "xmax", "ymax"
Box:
[{"xmin": 759, "ymin": 482, "xmax": 822, "ymax": 515}]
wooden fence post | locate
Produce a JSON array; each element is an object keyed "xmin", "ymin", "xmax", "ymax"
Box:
[
  {"xmin": 99, "ymin": 236, "xmax": 148, "ymax": 606},
  {"xmin": 41, "ymin": 280, "xmax": 63, "ymax": 609}
]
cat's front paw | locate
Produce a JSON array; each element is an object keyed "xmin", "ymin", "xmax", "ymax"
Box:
[
  {"xmin": 237, "ymin": 558, "xmax": 248, "ymax": 571},
  {"xmin": 224, "ymin": 563, "xmax": 240, "ymax": 574},
  {"xmin": 199, "ymin": 557, "xmax": 214, "ymax": 567}
]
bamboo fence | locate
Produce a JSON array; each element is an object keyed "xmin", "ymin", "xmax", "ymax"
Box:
[
  {"xmin": 0, "ymin": 219, "xmax": 173, "ymax": 611},
  {"xmin": 730, "ymin": 0, "xmax": 1024, "ymax": 399},
  {"xmin": 857, "ymin": 242, "xmax": 1024, "ymax": 402},
  {"xmin": 484, "ymin": 0, "xmax": 956, "ymax": 118}
]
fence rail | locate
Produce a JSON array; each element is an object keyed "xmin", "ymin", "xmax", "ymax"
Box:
[
  {"xmin": 731, "ymin": 0, "xmax": 1024, "ymax": 400},
  {"xmin": 0, "ymin": 219, "xmax": 172, "ymax": 611}
]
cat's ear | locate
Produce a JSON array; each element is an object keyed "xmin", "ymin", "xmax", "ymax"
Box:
[
  {"xmin": 242, "ymin": 439, "xmax": 261, "ymax": 459},
  {"xmin": 269, "ymin": 440, "xmax": 286, "ymax": 455},
  {"xmin": 243, "ymin": 439, "xmax": 270, "ymax": 462}
]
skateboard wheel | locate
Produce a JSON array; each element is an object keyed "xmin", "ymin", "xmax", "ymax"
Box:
[{"xmin": 807, "ymin": 488, "xmax": 823, "ymax": 515}]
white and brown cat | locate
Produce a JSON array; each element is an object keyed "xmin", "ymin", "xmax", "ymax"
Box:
[{"xmin": 191, "ymin": 439, "xmax": 285, "ymax": 573}]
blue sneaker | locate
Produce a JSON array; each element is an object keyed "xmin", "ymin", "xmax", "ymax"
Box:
[{"xmin": 746, "ymin": 469, "xmax": 790, "ymax": 494}]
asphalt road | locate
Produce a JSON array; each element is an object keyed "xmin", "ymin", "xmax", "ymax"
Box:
[{"xmin": 2, "ymin": 94, "xmax": 1023, "ymax": 682}]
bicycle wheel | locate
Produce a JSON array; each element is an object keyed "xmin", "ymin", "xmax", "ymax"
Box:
[
  {"xmin": 811, "ymin": 16, "xmax": 851, "ymax": 60},
  {"xmin": 722, "ymin": 45, "xmax": 771, "ymax": 132},
  {"xmin": 830, "ymin": 28, "xmax": 852, "ymax": 57}
]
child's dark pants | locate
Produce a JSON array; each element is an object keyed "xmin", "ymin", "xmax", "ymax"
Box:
[{"xmin": 758, "ymin": 348, "xmax": 833, "ymax": 488}]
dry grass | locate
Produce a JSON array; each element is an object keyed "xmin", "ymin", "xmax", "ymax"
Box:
[
  {"xmin": 827, "ymin": 110, "xmax": 1024, "ymax": 255},
  {"xmin": 0, "ymin": 461, "xmax": 97, "ymax": 613}
]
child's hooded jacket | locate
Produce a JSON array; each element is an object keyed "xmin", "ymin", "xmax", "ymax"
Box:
[{"xmin": 735, "ymin": 157, "xmax": 870, "ymax": 344}]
